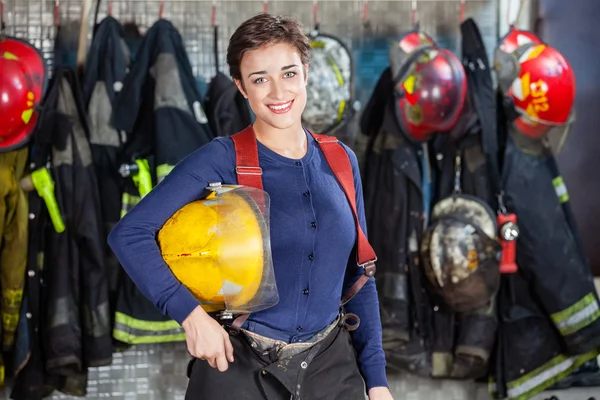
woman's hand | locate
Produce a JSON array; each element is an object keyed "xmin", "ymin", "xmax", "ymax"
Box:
[
  {"xmin": 182, "ymin": 306, "xmax": 235, "ymax": 372},
  {"xmin": 368, "ymin": 386, "xmax": 394, "ymax": 400}
]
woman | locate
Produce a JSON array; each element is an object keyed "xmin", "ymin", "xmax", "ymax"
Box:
[{"xmin": 108, "ymin": 13, "xmax": 393, "ymax": 400}]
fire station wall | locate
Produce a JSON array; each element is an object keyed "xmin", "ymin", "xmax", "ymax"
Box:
[
  {"xmin": 0, "ymin": 1, "xmax": 502, "ymax": 399},
  {"xmin": 536, "ymin": 0, "xmax": 600, "ymax": 277}
]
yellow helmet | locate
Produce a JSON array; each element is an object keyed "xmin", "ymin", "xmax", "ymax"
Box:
[{"xmin": 157, "ymin": 184, "xmax": 278, "ymax": 314}]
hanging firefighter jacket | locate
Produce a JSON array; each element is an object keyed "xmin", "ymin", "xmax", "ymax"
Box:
[
  {"xmin": 81, "ymin": 15, "xmax": 134, "ymax": 325},
  {"xmin": 0, "ymin": 147, "xmax": 29, "ymax": 388},
  {"xmin": 110, "ymin": 19, "xmax": 213, "ymax": 344},
  {"xmin": 11, "ymin": 67, "xmax": 113, "ymax": 399},
  {"xmin": 421, "ymin": 18, "xmax": 502, "ymax": 380},
  {"xmin": 361, "ymin": 67, "xmax": 430, "ymax": 377},
  {"xmin": 490, "ymin": 121, "xmax": 600, "ymax": 400},
  {"xmin": 204, "ymin": 71, "xmax": 252, "ymax": 137},
  {"xmin": 360, "ymin": 57, "xmax": 498, "ymax": 380}
]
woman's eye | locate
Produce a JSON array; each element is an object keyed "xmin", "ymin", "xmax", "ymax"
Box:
[
  {"xmin": 254, "ymin": 77, "xmax": 267, "ymax": 84},
  {"xmin": 284, "ymin": 71, "xmax": 296, "ymax": 78}
]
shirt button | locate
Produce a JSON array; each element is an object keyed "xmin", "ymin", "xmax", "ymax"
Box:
[
  {"xmin": 308, "ymin": 253, "xmax": 314, "ymax": 261},
  {"xmin": 295, "ymin": 161, "xmax": 302, "ymax": 166},
  {"xmin": 296, "ymin": 326, "xmax": 303, "ymax": 332},
  {"xmin": 303, "ymin": 288, "xmax": 309, "ymax": 295},
  {"xmin": 311, "ymin": 221, "xmax": 317, "ymax": 228},
  {"xmin": 303, "ymin": 191, "xmax": 310, "ymax": 197}
]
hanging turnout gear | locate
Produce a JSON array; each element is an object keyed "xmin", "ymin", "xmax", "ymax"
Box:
[
  {"xmin": 489, "ymin": 24, "xmax": 600, "ymax": 400},
  {"xmin": 0, "ymin": 36, "xmax": 45, "ymax": 389},
  {"xmin": 110, "ymin": 19, "xmax": 214, "ymax": 345},
  {"xmin": 11, "ymin": 67, "xmax": 113, "ymax": 399},
  {"xmin": 0, "ymin": 36, "xmax": 46, "ymax": 153},
  {"xmin": 302, "ymin": 31, "xmax": 355, "ymax": 135},
  {"xmin": 360, "ymin": 26, "xmax": 498, "ymax": 380},
  {"xmin": 158, "ymin": 183, "xmax": 279, "ymax": 315},
  {"xmin": 203, "ymin": 26, "xmax": 253, "ymax": 138},
  {"xmin": 390, "ymin": 31, "xmax": 467, "ymax": 143},
  {"xmin": 204, "ymin": 71, "xmax": 253, "ymax": 137},
  {"xmin": 81, "ymin": 15, "xmax": 135, "ymax": 330}
]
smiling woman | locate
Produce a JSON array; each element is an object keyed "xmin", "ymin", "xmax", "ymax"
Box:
[{"xmin": 107, "ymin": 12, "xmax": 393, "ymax": 400}]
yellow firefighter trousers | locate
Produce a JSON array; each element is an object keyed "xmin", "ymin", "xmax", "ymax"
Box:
[{"xmin": 0, "ymin": 147, "xmax": 29, "ymax": 384}]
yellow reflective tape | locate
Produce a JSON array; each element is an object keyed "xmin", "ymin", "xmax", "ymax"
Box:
[
  {"xmin": 113, "ymin": 329, "xmax": 186, "ymax": 344},
  {"xmin": 551, "ymin": 292, "xmax": 596, "ymax": 324},
  {"xmin": 114, "ymin": 311, "xmax": 182, "ymax": 331},
  {"xmin": 310, "ymin": 40, "xmax": 326, "ymax": 49},
  {"xmin": 505, "ymin": 349, "xmax": 599, "ymax": 400},
  {"xmin": 337, "ymin": 100, "xmax": 346, "ymax": 122},
  {"xmin": 551, "ymin": 292, "xmax": 600, "ymax": 336},
  {"xmin": 0, "ymin": 365, "xmax": 4, "ymax": 386},
  {"xmin": 326, "ymin": 56, "xmax": 345, "ymax": 87},
  {"xmin": 113, "ymin": 312, "xmax": 186, "ymax": 344},
  {"xmin": 120, "ymin": 193, "xmax": 141, "ymax": 219},
  {"xmin": 552, "ymin": 176, "xmax": 569, "ymax": 203},
  {"xmin": 156, "ymin": 164, "xmax": 175, "ymax": 180}
]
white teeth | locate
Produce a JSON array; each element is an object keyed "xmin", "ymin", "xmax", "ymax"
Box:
[{"xmin": 269, "ymin": 101, "xmax": 292, "ymax": 110}]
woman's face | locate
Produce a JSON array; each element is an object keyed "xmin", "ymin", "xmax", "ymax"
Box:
[{"xmin": 235, "ymin": 42, "xmax": 308, "ymax": 131}]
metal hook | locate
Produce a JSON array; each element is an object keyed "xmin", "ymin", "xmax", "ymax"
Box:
[
  {"xmin": 411, "ymin": 0, "xmax": 418, "ymax": 29},
  {"xmin": 211, "ymin": 0, "xmax": 217, "ymax": 27},
  {"xmin": 108, "ymin": 0, "xmax": 113, "ymax": 16},
  {"xmin": 507, "ymin": 0, "xmax": 527, "ymax": 29},
  {"xmin": 459, "ymin": 0, "xmax": 466, "ymax": 23},
  {"xmin": 159, "ymin": 0, "xmax": 165, "ymax": 19},
  {"xmin": 313, "ymin": 0, "xmax": 319, "ymax": 31},
  {"xmin": 361, "ymin": 0, "xmax": 369, "ymax": 27},
  {"xmin": 0, "ymin": 0, "xmax": 5, "ymax": 34},
  {"xmin": 54, "ymin": 0, "xmax": 60, "ymax": 26}
]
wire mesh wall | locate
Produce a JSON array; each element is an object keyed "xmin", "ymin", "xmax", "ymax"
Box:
[{"xmin": 2, "ymin": 0, "xmax": 498, "ymax": 81}]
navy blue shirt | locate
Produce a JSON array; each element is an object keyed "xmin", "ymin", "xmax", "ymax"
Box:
[{"xmin": 107, "ymin": 129, "xmax": 388, "ymax": 390}]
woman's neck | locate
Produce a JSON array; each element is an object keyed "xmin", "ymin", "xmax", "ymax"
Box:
[{"xmin": 253, "ymin": 119, "xmax": 308, "ymax": 159}]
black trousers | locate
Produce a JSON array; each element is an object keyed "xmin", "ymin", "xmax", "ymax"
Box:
[{"xmin": 185, "ymin": 324, "xmax": 366, "ymax": 400}]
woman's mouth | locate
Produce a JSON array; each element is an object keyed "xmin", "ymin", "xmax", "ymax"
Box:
[{"xmin": 267, "ymin": 100, "xmax": 294, "ymax": 114}]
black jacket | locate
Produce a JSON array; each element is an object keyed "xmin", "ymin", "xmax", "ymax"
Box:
[
  {"xmin": 360, "ymin": 63, "xmax": 498, "ymax": 379},
  {"xmin": 12, "ymin": 67, "xmax": 113, "ymax": 399},
  {"xmin": 82, "ymin": 15, "xmax": 132, "ymax": 325},
  {"xmin": 109, "ymin": 19, "xmax": 213, "ymax": 345}
]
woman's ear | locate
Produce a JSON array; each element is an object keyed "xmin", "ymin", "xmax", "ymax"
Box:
[{"xmin": 234, "ymin": 78, "xmax": 248, "ymax": 99}]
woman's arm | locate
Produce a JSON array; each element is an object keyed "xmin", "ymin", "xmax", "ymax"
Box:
[
  {"xmin": 107, "ymin": 138, "xmax": 231, "ymax": 325},
  {"xmin": 341, "ymin": 144, "xmax": 389, "ymax": 391}
]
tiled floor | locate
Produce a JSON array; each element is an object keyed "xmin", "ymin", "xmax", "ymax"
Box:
[{"xmin": 2, "ymin": 341, "xmax": 598, "ymax": 400}]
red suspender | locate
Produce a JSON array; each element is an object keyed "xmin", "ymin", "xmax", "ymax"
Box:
[
  {"xmin": 230, "ymin": 126, "xmax": 264, "ymax": 191},
  {"xmin": 230, "ymin": 126, "xmax": 377, "ymax": 309}
]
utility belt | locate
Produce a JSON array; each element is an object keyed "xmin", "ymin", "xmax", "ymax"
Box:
[{"xmin": 215, "ymin": 307, "xmax": 359, "ymax": 362}]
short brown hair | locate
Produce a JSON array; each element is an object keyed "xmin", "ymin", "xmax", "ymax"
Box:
[{"xmin": 226, "ymin": 13, "xmax": 312, "ymax": 81}]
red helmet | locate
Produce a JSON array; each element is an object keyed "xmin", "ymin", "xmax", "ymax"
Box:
[
  {"xmin": 498, "ymin": 27, "xmax": 543, "ymax": 54},
  {"xmin": 391, "ymin": 35, "xmax": 467, "ymax": 142},
  {"xmin": 0, "ymin": 37, "xmax": 46, "ymax": 152},
  {"xmin": 495, "ymin": 31, "xmax": 575, "ymax": 150},
  {"xmin": 509, "ymin": 44, "xmax": 575, "ymax": 128}
]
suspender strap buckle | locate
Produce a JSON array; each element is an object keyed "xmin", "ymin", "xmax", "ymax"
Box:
[
  {"xmin": 235, "ymin": 166, "xmax": 263, "ymax": 175},
  {"xmin": 358, "ymin": 258, "xmax": 377, "ymax": 277}
]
